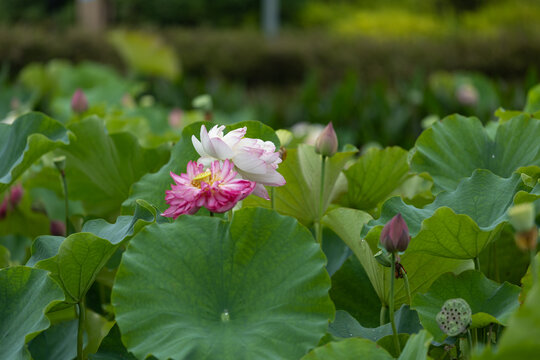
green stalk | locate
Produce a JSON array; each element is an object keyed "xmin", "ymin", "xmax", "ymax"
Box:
[
  {"xmin": 402, "ymin": 271, "xmax": 412, "ymax": 305},
  {"xmin": 380, "ymin": 304, "xmax": 387, "ymax": 326},
  {"xmin": 474, "ymin": 257, "xmax": 481, "ymax": 271},
  {"xmin": 60, "ymin": 170, "xmax": 70, "ymax": 236},
  {"xmin": 77, "ymin": 299, "xmax": 85, "ymax": 360},
  {"xmin": 316, "ymin": 155, "xmax": 327, "ymax": 244},
  {"xmin": 466, "ymin": 330, "xmax": 473, "ymax": 360},
  {"xmin": 389, "ymin": 253, "xmax": 401, "ymax": 354},
  {"xmin": 531, "ymin": 248, "xmax": 537, "ymax": 285}
]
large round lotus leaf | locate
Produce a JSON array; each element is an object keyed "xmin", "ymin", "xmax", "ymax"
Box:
[
  {"xmin": 411, "ymin": 115, "xmax": 540, "ymax": 192},
  {"xmin": 112, "ymin": 207, "xmax": 334, "ymax": 360},
  {"xmin": 301, "ymin": 338, "xmax": 393, "ymax": 360},
  {"xmin": 412, "ymin": 270, "xmax": 520, "ymax": 342},
  {"xmin": 0, "ymin": 266, "xmax": 64, "ymax": 360}
]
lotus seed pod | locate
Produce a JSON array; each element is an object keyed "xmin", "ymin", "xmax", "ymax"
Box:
[
  {"xmin": 508, "ymin": 203, "xmax": 536, "ymax": 232},
  {"xmin": 436, "ymin": 298, "xmax": 472, "ymax": 337}
]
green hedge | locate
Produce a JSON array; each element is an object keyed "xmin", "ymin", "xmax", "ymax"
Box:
[{"xmin": 1, "ymin": 26, "xmax": 540, "ymax": 85}]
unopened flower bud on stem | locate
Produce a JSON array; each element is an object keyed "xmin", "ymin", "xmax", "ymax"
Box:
[
  {"xmin": 315, "ymin": 122, "xmax": 338, "ymax": 157},
  {"xmin": 380, "ymin": 213, "xmax": 411, "ymax": 253}
]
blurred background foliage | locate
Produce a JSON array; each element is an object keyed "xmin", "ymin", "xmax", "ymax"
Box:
[{"xmin": 0, "ymin": 0, "xmax": 539, "ymax": 149}]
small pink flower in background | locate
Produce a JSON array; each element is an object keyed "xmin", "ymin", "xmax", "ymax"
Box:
[
  {"xmin": 162, "ymin": 159, "xmax": 256, "ymax": 219},
  {"xmin": 50, "ymin": 220, "xmax": 66, "ymax": 236},
  {"xmin": 71, "ymin": 89, "xmax": 89, "ymax": 113},
  {"xmin": 192, "ymin": 125, "xmax": 286, "ymax": 200},
  {"xmin": 0, "ymin": 198, "xmax": 7, "ymax": 220},
  {"xmin": 168, "ymin": 108, "xmax": 183, "ymax": 128},
  {"xmin": 9, "ymin": 184, "xmax": 23, "ymax": 207}
]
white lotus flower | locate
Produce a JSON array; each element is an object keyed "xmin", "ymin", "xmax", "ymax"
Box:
[{"xmin": 192, "ymin": 125, "xmax": 286, "ymax": 199}]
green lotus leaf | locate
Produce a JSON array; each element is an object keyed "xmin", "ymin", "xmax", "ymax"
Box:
[
  {"xmin": 473, "ymin": 254, "xmax": 540, "ymax": 359},
  {"xmin": 89, "ymin": 324, "xmax": 140, "ymax": 360},
  {"xmin": 362, "ymin": 170, "xmax": 527, "ymax": 259},
  {"xmin": 28, "ymin": 320, "xmax": 79, "ymax": 360},
  {"xmin": 344, "ymin": 146, "xmax": 410, "ymax": 211},
  {"xmin": 411, "ymin": 114, "xmax": 540, "ymax": 192},
  {"xmin": 0, "ymin": 244, "xmax": 10, "ymax": 268},
  {"xmin": 0, "ymin": 266, "xmax": 65, "ymax": 360},
  {"xmin": 112, "ymin": 208, "xmax": 334, "ymax": 360},
  {"xmin": 244, "ymin": 144, "xmax": 355, "ymax": 225},
  {"xmin": 525, "ymin": 84, "xmax": 540, "ymax": 113},
  {"xmin": 329, "ymin": 256, "xmax": 381, "ymax": 328},
  {"xmin": 0, "ymin": 112, "xmax": 70, "ymax": 194},
  {"xmin": 324, "ymin": 207, "xmax": 471, "ymax": 307},
  {"xmin": 412, "ymin": 270, "xmax": 520, "ymax": 342},
  {"xmin": 301, "ymin": 337, "xmax": 393, "ymax": 360},
  {"xmin": 61, "ymin": 117, "xmax": 170, "ymax": 218},
  {"xmin": 123, "ymin": 120, "xmax": 280, "ymax": 213},
  {"xmin": 33, "ymin": 201, "xmax": 161, "ymax": 303},
  {"xmin": 328, "ymin": 306, "xmax": 422, "ymax": 342},
  {"xmin": 396, "ymin": 330, "xmax": 433, "ymax": 360}
]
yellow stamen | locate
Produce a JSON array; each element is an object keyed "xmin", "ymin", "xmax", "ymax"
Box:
[{"xmin": 191, "ymin": 169, "xmax": 212, "ymax": 187}]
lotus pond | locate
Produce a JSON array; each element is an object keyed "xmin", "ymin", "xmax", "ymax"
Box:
[{"xmin": 1, "ymin": 63, "xmax": 540, "ymax": 360}]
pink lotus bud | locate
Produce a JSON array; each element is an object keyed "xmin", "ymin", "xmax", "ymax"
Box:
[
  {"xmin": 0, "ymin": 198, "xmax": 7, "ymax": 220},
  {"xmin": 71, "ymin": 89, "xmax": 88, "ymax": 113},
  {"xmin": 168, "ymin": 108, "xmax": 183, "ymax": 128},
  {"xmin": 9, "ymin": 184, "xmax": 23, "ymax": 207},
  {"xmin": 315, "ymin": 122, "xmax": 338, "ymax": 157},
  {"xmin": 380, "ymin": 213, "xmax": 411, "ymax": 253},
  {"xmin": 50, "ymin": 220, "xmax": 66, "ymax": 236}
]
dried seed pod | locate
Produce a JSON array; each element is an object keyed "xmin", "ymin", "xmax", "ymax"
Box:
[{"xmin": 436, "ymin": 298, "xmax": 472, "ymax": 337}]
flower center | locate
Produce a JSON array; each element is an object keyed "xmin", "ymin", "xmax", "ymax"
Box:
[{"xmin": 191, "ymin": 170, "xmax": 212, "ymax": 187}]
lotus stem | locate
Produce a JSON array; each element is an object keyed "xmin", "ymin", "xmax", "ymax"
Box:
[
  {"xmin": 389, "ymin": 252, "xmax": 401, "ymax": 354},
  {"xmin": 77, "ymin": 299, "xmax": 85, "ymax": 360},
  {"xmin": 316, "ymin": 155, "xmax": 326, "ymax": 244},
  {"xmin": 474, "ymin": 257, "xmax": 480, "ymax": 271},
  {"xmin": 380, "ymin": 304, "xmax": 387, "ymax": 326},
  {"xmin": 402, "ymin": 271, "xmax": 412, "ymax": 305}
]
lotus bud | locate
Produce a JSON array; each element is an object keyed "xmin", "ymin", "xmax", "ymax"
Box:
[
  {"xmin": 380, "ymin": 213, "xmax": 411, "ymax": 253},
  {"xmin": 436, "ymin": 298, "xmax": 472, "ymax": 337},
  {"xmin": 315, "ymin": 122, "xmax": 338, "ymax": 157},
  {"xmin": 50, "ymin": 220, "xmax": 66, "ymax": 236},
  {"xmin": 508, "ymin": 203, "xmax": 536, "ymax": 232},
  {"xmin": 9, "ymin": 184, "xmax": 23, "ymax": 207},
  {"xmin": 168, "ymin": 108, "xmax": 183, "ymax": 128},
  {"xmin": 71, "ymin": 89, "xmax": 88, "ymax": 113},
  {"xmin": 0, "ymin": 198, "xmax": 7, "ymax": 220}
]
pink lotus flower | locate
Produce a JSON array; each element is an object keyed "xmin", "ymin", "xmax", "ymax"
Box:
[
  {"xmin": 191, "ymin": 125, "xmax": 286, "ymax": 200},
  {"xmin": 162, "ymin": 159, "xmax": 256, "ymax": 219}
]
